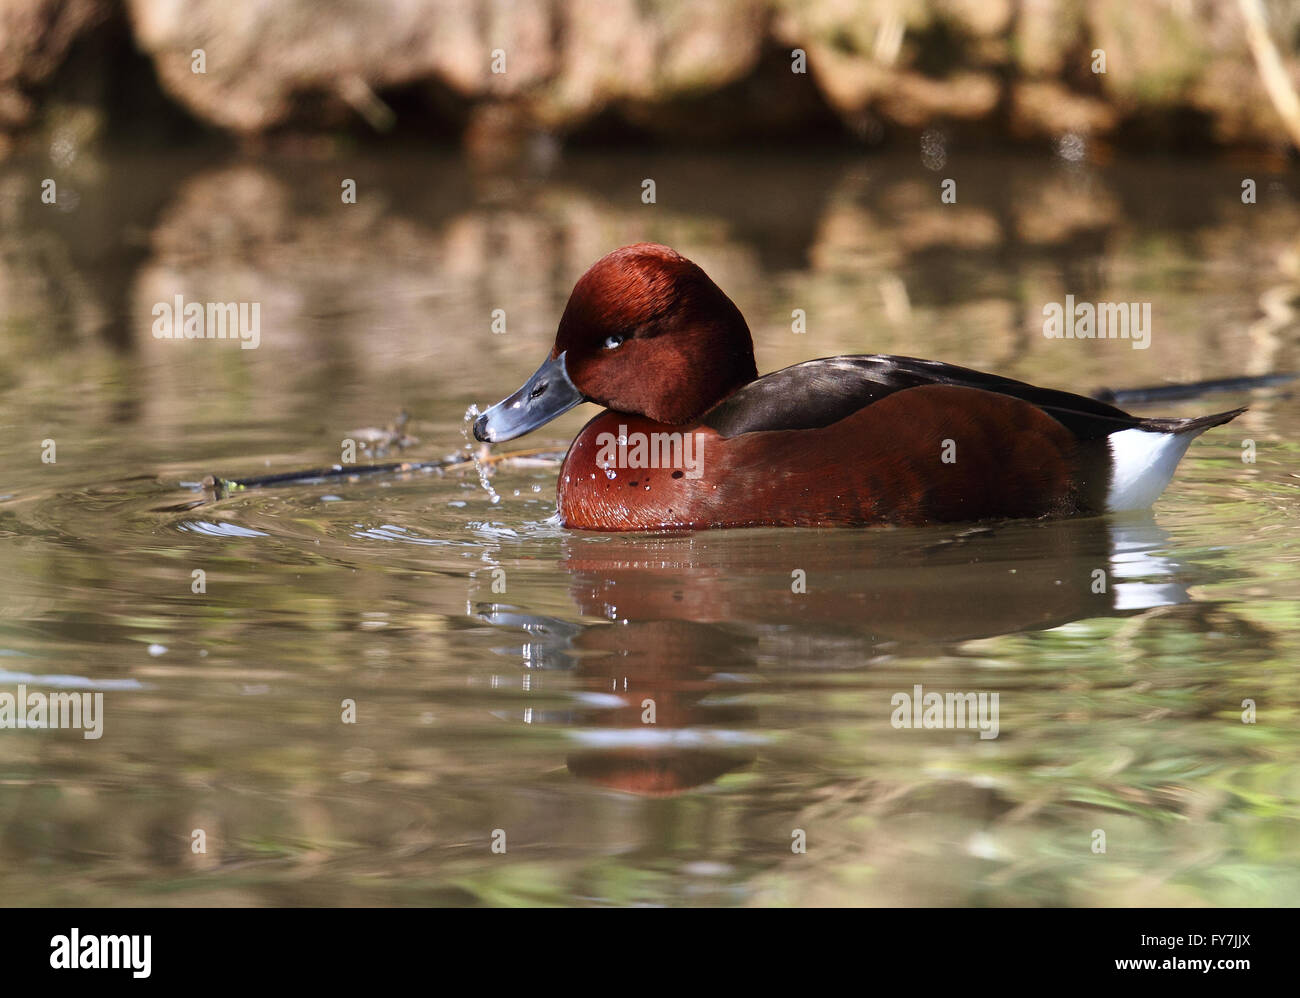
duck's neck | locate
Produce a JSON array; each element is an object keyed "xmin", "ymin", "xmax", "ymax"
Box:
[{"xmin": 663, "ymin": 328, "xmax": 757, "ymax": 425}]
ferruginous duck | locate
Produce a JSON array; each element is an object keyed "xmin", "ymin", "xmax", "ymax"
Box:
[{"xmin": 472, "ymin": 243, "xmax": 1243, "ymax": 531}]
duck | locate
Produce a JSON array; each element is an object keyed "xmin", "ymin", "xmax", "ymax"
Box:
[{"xmin": 473, "ymin": 243, "xmax": 1244, "ymax": 531}]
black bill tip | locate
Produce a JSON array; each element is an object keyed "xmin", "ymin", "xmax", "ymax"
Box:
[{"xmin": 473, "ymin": 351, "xmax": 584, "ymax": 444}]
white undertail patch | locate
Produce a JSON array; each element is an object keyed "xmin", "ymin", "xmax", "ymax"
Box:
[{"xmin": 1106, "ymin": 429, "xmax": 1197, "ymax": 512}]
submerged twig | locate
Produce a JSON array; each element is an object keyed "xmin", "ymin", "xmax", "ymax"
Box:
[
  {"xmin": 199, "ymin": 446, "xmax": 562, "ymax": 501},
  {"xmin": 1090, "ymin": 372, "xmax": 1295, "ymax": 405}
]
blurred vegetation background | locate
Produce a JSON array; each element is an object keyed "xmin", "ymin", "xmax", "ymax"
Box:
[{"xmin": 2, "ymin": 0, "xmax": 1300, "ymax": 162}]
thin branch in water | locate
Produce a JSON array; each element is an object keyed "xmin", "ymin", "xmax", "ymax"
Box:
[{"xmin": 198, "ymin": 446, "xmax": 563, "ymax": 502}]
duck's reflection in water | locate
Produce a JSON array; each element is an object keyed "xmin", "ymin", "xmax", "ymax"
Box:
[{"xmin": 478, "ymin": 512, "xmax": 1189, "ymax": 795}]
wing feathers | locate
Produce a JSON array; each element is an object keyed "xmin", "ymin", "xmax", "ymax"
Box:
[{"xmin": 703, "ymin": 355, "xmax": 1141, "ymax": 439}]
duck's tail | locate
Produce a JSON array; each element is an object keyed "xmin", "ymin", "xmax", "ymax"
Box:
[
  {"xmin": 1133, "ymin": 405, "xmax": 1248, "ymax": 435},
  {"xmin": 1105, "ymin": 407, "xmax": 1246, "ymax": 513}
]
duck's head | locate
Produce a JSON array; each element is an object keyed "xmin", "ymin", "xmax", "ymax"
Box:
[{"xmin": 473, "ymin": 243, "xmax": 757, "ymax": 443}]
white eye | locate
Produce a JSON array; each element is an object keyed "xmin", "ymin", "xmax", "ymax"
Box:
[{"xmin": 603, "ymin": 334, "xmax": 625, "ymax": 350}]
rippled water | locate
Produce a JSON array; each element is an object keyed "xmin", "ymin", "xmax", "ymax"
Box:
[{"xmin": 1, "ymin": 150, "xmax": 1298, "ymax": 906}]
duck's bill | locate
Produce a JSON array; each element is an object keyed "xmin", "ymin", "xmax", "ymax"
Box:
[{"xmin": 473, "ymin": 351, "xmax": 584, "ymax": 443}]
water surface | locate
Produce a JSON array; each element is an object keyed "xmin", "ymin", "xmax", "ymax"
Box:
[{"xmin": 1, "ymin": 150, "xmax": 1298, "ymax": 906}]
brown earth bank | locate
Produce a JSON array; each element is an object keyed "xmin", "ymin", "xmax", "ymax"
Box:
[{"xmin": 2, "ymin": 0, "xmax": 1300, "ymax": 159}]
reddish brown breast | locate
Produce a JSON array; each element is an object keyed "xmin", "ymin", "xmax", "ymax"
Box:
[{"xmin": 557, "ymin": 385, "xmax": 1107, "ymax": 530}]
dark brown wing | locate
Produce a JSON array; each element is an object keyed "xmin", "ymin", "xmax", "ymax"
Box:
[{"xmin": 701, "ymin": 355, "xmax": 1146, "ymax": 440}]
